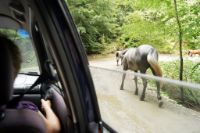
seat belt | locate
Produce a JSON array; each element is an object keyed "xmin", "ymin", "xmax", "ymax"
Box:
[
  {"xmin": 7, "ymin": 75, "xmax": 46, "ymax": 108},
  {"xmin": 8, "ymin": 62, "xmax": 58, "ymax": 108}
]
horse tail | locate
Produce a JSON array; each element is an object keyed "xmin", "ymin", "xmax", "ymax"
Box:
[
  {"xmin": 147, "ymin": 49, "xmax": 163, "ymax": 89},
  {"xmin": 147, "ymin": 49, "xmax": 162, "ymax": 77}
]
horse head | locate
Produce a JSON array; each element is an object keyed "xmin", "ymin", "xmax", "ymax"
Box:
[
  {"xmin": 115, "ymin": 49, "xmax": 128, "ymax": 66},
  {"xmin": 188, "ymin": 50, "xmax": 191, "ymax": 56}
]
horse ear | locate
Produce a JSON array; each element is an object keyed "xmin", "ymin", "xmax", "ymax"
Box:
[{"xmin": 122, "ymin": 57, "xmax": 128, "ymax": 70}]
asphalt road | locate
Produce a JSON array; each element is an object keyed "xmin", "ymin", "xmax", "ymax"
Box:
[{"xmin": 89, "ymin": 54, "xmax": 200, "ymax": 133}]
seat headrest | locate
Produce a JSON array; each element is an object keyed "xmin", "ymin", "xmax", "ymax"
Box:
[{"xmin": 0, "ymin": 36, "xmax": 14, "ymax": 106}]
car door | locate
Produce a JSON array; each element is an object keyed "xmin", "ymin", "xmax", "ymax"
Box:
[{"xmin": 30, "ymin": 0, "xmax": 116, "ymax": 132}]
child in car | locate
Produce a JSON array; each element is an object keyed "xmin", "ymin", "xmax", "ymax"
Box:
[{"xmin": 0, "ymin": 33, "xmax": 61, "ymax": 133}]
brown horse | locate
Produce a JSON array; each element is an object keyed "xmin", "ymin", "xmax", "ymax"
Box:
[
  {"xmin": 188, "ymin": 49, "xmax": 200, "ymax": 57},
  {"xmin": 120, "ymin": 44, "xmax": 163, "ymax": 107}
]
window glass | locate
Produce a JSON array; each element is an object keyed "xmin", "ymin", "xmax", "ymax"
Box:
[
  {"xmin": 0, "ymin": 28, "xmax": 39, "ymax": 90},
  {"xmin": 66, "ymin": 0, "xmax": 200, "ymax": 132},
  {"xmin": 0, "ymin": 28, "xmax": 39, "ymax": 74}
]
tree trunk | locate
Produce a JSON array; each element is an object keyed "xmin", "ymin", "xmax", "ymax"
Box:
[{"xmin": 173, "ymin": 0, "xmax": 184, "ymax": 103}]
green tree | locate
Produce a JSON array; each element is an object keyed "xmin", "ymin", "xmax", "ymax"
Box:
[
  {"xmin": 66, "ymin": 0, "xmax": 117, "ymax": 54},
  {"xmin": 66, "ymin": 0, "xmax": 199, "ymax": 54},
  {"xmin": 173, "ymin": 0, "xmax": 184, "ymax": 102}
]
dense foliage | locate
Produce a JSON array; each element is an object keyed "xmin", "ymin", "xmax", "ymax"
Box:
[
  {"xmin": 66, "ymin": 0, "xmax": 199, "ymax": 54},
  {"xmin": 66, "ymin": 0, "xmax": 117, "ymax": 54}
]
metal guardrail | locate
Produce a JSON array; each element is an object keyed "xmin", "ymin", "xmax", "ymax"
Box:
[{"xmin": 89, "ymin": 65, "xmax": 200, "ymax": 91}]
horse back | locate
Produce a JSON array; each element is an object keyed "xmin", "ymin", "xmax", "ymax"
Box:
[
  {"xmin": 122, "ymin": 44, "xmax": 159, "ymax": 72},
  {"xmin": 137, "ymin": 45, "xmax": 158, "ymax": 68}
]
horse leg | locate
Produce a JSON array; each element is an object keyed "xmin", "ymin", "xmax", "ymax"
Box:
[
  {"xmin": 139, "ymin": 70, "xmax": 147, "ymax": 101},
  {"xmin": 134, "ymin": 71, "xmax": 138, "ymax": 95},
  {"xmin": 140, "ymin": 77, "xmax": 147, "ymax": 101},
  {"xmin": 156, "ymin": 81, "xmax": 163, "ymax": 107},
  {"xmin": 120, "ymin": 72, "xmax": 126, "ymax": 90},
  {"xmin": 150, "ymin": 68, "xmax": 163, "ymax": 107}
]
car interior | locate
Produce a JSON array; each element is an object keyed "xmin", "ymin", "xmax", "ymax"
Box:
[
  {"xmin": 0, "ymin": 0, "xmax": 77, "ymax": 132},
  {"xmin": 0, "ymin": 0, "xmax": 106, "ymax": 132}
]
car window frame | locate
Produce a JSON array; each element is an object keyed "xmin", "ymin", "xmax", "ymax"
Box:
[{"xmin": 29, "ymin": 0, "xmax": 106, "ymax": 132}]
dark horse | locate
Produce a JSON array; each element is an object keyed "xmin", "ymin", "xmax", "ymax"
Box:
[{"xmin": 119, "ymin": 44, "xmax": 163, "ymax": 107}]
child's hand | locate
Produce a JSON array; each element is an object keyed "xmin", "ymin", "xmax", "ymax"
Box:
[
  {"xmin": 40, "ymin": 99, "xmax": 61, "ymax": 133},
  {"xmin": 41, "ymin": 99, "xmax": 51, "ymax": 112}
]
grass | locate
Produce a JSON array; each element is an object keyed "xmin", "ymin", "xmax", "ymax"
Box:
[{"xmin": 157, "ymin": 60, "xmax": 200, "ymax": 111}]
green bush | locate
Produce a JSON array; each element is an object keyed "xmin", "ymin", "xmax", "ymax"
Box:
[{"xmin": 160, "ymin": 60, "xmax": 200, "ymax": 110}]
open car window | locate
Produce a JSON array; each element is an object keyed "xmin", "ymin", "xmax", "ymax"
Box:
[{"xmin": 66, "ymin": 0, "xmax": 200, "ymax": 132}]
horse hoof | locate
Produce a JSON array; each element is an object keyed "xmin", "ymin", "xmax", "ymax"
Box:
[
  {"xmin": 158, "ymin": 101, "xmax": 163, "ymax": 108},
  {"xmin": 140, "ymin": 97, "xmax": 145, "ymax": 101},
  {"xmin": 120, "ymin": 87, "xmax": 124, "ymax": 90},
  {"xmin": 135, "ymin": 92, "xmax": 138, "ymax": 95}
]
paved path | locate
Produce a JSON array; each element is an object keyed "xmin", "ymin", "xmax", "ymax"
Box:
[{"xmin": 89, "ymin": 54, "xmax": 200, "ymax": 133}]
